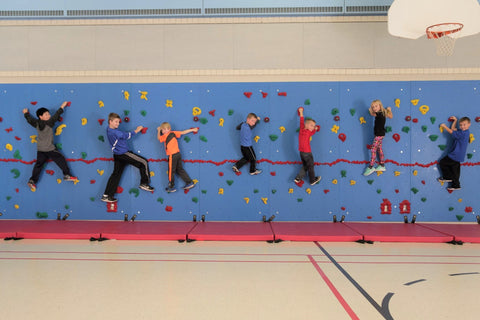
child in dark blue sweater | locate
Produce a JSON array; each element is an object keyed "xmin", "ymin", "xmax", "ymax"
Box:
[{"xmin": 233, "ymin": 113, "xmax": 262, "ymax": 175}]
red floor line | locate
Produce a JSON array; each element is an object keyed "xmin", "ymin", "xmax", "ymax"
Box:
[
  {"xmin": 332, "ymin": 261, "xmax": 480, "ymax": 265},
  {"xmin": 331, "ymin": 254, "xmax": 480, "ymax": 258},
  {"xmin": 0, "ymin": 257, "xmax": 311, "ymax": 263},
  {"xmin": 307, "ymin": 255, "xmax": 359, "ymax": 320}
]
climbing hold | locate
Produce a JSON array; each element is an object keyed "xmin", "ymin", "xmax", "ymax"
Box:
[
  {"xmin": 5, "ymin": 143, "xmax": 12, "ymax": 151},
  {"xmin": 456, "ymin": 215, "xmax": 464, "ymax": 221},
  {"xmin": 219, "ymin": 118, "xmax": 224, "ymax": 127},
  {"xmin": 218, "ymin": 188, "xmax": 224, "ymax": 195},
  {"xmin": 89, "ymin": 197, "xmax": 95, "ymax": 202},
  {"xmin": 380, "ymin": 199, "xmax": 392, "ymax": 214},
  {"xmin": 458, "ymin": 198, "xmax": 463, "ymax": 203},
  {"xmin": 367, "ymin": 180, "xmax": 374, "ymax": 185},
  {"xmin": 90, "ymin": 180, "xmax": 96, "ymax": 184},
  {"xmin": 295, "ymin": 180, "xmax": 304, "ymax": 188},
  {"xmin": 421, "ymin": 125, "xmax": 428, "ymax": 133},
  {"xmin": 430, "ymin": 117, "xmax": 436, "ymax": 124},
  {"xmin": 201, "ymin": 190, "xmax": 207, "ymax": 194},
  {"xmin": 254, "ymin": 135, "xmax": 260, "ymax": 143},
  {"xmin": 394, "ymin": 171, "xmax": 400, "ymax": 176},
  {"xmin": 411, "ymin": 188, "xmax": 419, "ymax": 194},
  {"xmin": 10, "ymin": 169, "xmax": 20, "ymax": 178},
  {"xmin": 376, "ymin": 171, "xmax": 384, "ymax": 177},
  {"xmin": 228, "ymin": 109, "xmax": 234, "ymax": 116},
  {"xmin": 419, "ymin": 105, "xmax": 429, "ymax": 115},
  {"xmin": 394, "ymin": 98, "xmax": 400, "ymax": 108},
  {"xmin": 412, "ymin": 170, "xmax": 418, "ymax": 176},
  {"xmin": 138, "ymin": 91, "xmax": 148, "ymax": 100},
  {"xmin": 97, "ymin": 169, "xmax": 104, "ymax": 176},
  {"xmin": 244, "ymin": 92, "xmax": 252, "ymax": 98},
  {"xmin": 350, "ymin": 180, "xmax": 356, "ymax": 185},
  {"xmin": 429, "ymin": 135, "xmax": 438, "ymax": 141},
  {"xmin": 338, "ymin": 133, "xmax": 346, "ymax": 142},
  {"xmin": 46, "ymin": 170, "xmax": 54, "ymax": 175},
  {"xmin": 218, "ymin": 172, "xmax": 224, "ymax": 177},
  {"xmin": 271, "ymin": 189, "xmax": 277, "ymax": 194},
  {"xmin": 13, "ymin": 150, "xmax": 22, "ymax": 160},
  {"xmin": 279, "ymin": 126, "xmax": 286, "ymax": 133},
  {"xmin": 36, "ymin": 212, "xmax": 48, "ymax": 219},
  {"xmin": 262, "ymin": 92, "xmax": 268, "ymax": 98},
  {"xmin": 165, "ymin": 206, "xmax": 173, "ymax": 212},
  {"xmin": 385, "ymin": 126, "xmax": 392, "ymax": 133},
  {"xmin": 5, "ymin": 127, "xmax": 12, "ymax": 133},
  {"xmin": 331, "ymin": 125, "xmax": 339, "ymax": 134},
  {"xmin": 334, "ymin": 116, "xmax": 340, "ymax": 121},
  {"xmin": 253, "ymin": 189, "xmax": 259, "ymax": 193},
  {"xmin": 98, "ymin": 119, "xmax": 105, "ymax": 125},
  {"xmin": 270, "ymin": 172, "xmax": 276, "ymax": 176},
  {"xmin": 140, "ymin": 110, "xmax": 147, "ymax": 117},
  {"xmin": 269, "ymin": 134, "xmax": 278, "ymax": 141},
  {"xmin": 183, "ymin": 136, "xmax": 191, "ymax": 143},
  {"xmin": 192, "ymin": 107, "xmax": 202, "ymax": 116},
  {"xmin": 467, "ymin": 153, "xmax": 473, "ymax": 159},
  {"xmin": 98, "ymin": 101, "xmax": 104, "ymax": 108},
  {"xmin": 226, "ymin": 180, "xmax": 234, "ymax": 186},
  {"xmin": 305, "ymin": 188, "xmax": 311, "ymax": 194},
  {"xmin": 332, "ymin": 179, "xmax": 338, "ymax": 185},
  {"xmin": 55, "ymin": 124, "xmax": 66, "ymax": 136},
  {"xmin": 55, "ymin": 143, "xmax": 62, "ymax": 150},
  {"xmin": 410, "ymin": 99, "xmax": 419, "ymax": 106},
  {"xmin": 438, "ymin": 145, "xmax": 447, "ymax": 151},
  {"xmin": 449, "ymin": 207, "xmax": 454, "ymax": 211},
  {"xmin": 264, "ymin": 117, "xmax": 270, "ymax": 123},
  {"xmin": 81, "ymin": 118, "xmax": 87, "ymax": 126},
  {"xmin": 324, "ymin": 189, "xmax": 330, "ymax": 194},
  {"xmin": 465, "ymin": 206, "xmax": 473, "ymax": 213},
  {"xmin": 199, "ymin": 135, "xmax": 208, "ymax": 142},
  {"xmin": 288, "ymin": 188, "xmax": 294, "ymax": 194},
  {"xmin": 350, "ymin": 109, "xmax": 356, "ymax": 116},
  {"xmin": 377, "ymin": 189, "xmax": 382, "ymax": 194},
  {"xmin": 209, "ymin": 110, "xmax": 216, "ymax": 117},
  {"xmin": 304, "ymin": 99, "xmax": 311, "ymax": 105},
  {"xmin": 278, "ymin": 92, "xmax": 287, "ymax": 96},
  {"xmin": 30, "ymin": 135, "xmax": 37, "ymax": 143},
  {"xmin": 98, "ymin": 135, "xmax": 105, "ymax": 142},
  {"xmin": 421, "ymin": 197, "xmax": 427, "ymax": 202},
  {"xmin": 341, "ymin": 170, "xmax": 347, "ymax": 177},
  {"xmin": 123, "ymin": 90, "xmax": 130, "ymax": 100},
  {"xmin": 402, "ymin": 126, "xmax": 410, "ymax": 133},
  {"xmin": 297, "ymin": 198, "xmax": 303, "ymax": 202},
  {"xmin": 439, "ymin": 126, "xmax": 444, "ymax": 133},
  {"xmin": 81, "ymin": 152, "xmax": 87, "ymax": 159},
  {"xmin": 141, "ymin": 127, "xmax": 148, "ymax": 134},
  {"xmin": 165, "ymin": 99, "xmax": 173, "ymax": 107},
  {"xmin": 199, "ymin": 118, "xmax": 208, "ymax": 124},
  {"xmin": 244, "ymin": 197, "xmax": 250, "ymax": 204},
  {"xmin": 359, "ymin": 117, "xmax": 366, "ymax": 124},
  {"xmin": 261, "ymin": 197, "xmax": 268, "ymax": 204},
  {"xmin": 469, "ymin": 133, "xmax": 475, "ymax": 144},
  {"xmin": 157, "ymin": 197, "xmax": 164, "ymax": 204},
  {"xmin": 192, "ymin": 197, "xmax": 198, "ymax": 203},
  {"xmin": 392, "ymin": 134, "xmax": 400, "ymax": 142},
  {"xmin": 405, "ymin": 116, "xmax": 411, "ymax": 122},
  {"xmin": 331, "ymin": 108, "xmax": 339, "ymax": 115}
]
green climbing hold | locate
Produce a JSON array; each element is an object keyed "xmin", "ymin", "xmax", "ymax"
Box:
[
  {"xmin": 304, "ymin": 99, "xmax": 311, "ymax": 105},
  {"xmin": 199, "ymin": 118, "xmax": 208, "ymax": 124},
  {"xmin": 467, "ymin": 153, "xmax": 473, "ymax": 159},
  {"xmin": 90, "ymin": 197, "xmax": 95, "ymax": 202},
  {"xmin": 199, "ymin": 135, "xmax": 208, "ymax": 142},
  {"xmin": 10, "ymin": 169, "xmax": 20, "ymax": 179},
  {"xmin": 297, "ymin": 198, "xmax": 303, "ymax": 202},
  {"xmin": 269, "ymin": 134, "xmax": 278, "ymax": 141},
  {"xmin": 456, "ymin": 215, "xmax": 464, "ymax": 221},
  {"xmin": 129, "ymin": 188, "xmax": 140, "ymax": 197},
  {"xmin": 201, "ymin": 190, "xmax": 207, "ymax": 194},
  {"xmin": 226, "ymin": 180, "xmax": 234, "ymax": 186},
  {"xmin": 98, "ymin": 135, "xmax": 105, "ymax": 142},
  {"xmin": 421, "ymin": 125, "xmax": 428, "ymax": 133},
  {"xmin": 13, "ymin": 150, "xmax": 22, "ymax": 160},
  {"xmin": 411, "ymin": 187, "xmax": 419, "ymax": 194},
  {"xmin": 36, "ymin": 212, "xmax": 48, "ymax": 219},
  {"xmin": 376, "ymin": 189, "xmax": 381, "ymax": 194},
  {"xmin": 56, "ymin": 143, "xmax": 62, "ymax": 150},
  {"xmin": 341, "ymin": 170, "xmax": 347, "ymax": 178},
  {"xmin": 385, "ymin": 126, "xmax": 392, "ymax": 133},
  {"xmin": 65, "ymin": 205, "xmax": 70, "ymax": 209},
  {"xmin": 228, "ymin": 109, "xmax": 234, "ymax": 116},
  {"xmin": 350, "ymin": 108, "xmax": 356, "ymax": 116},
  {"xmin": 296, "ymin": 128, "xmax": 300, "ymax": 133},
  {"xmin": 81, "ymin": 152, "xmax": 87, "ymax": 159},
  {"xmin": 271, "ymin": 189, "xmax": 277, "ymax": 194},
  {"xmin": 402, "ymin": 126, "xmax": 410, "ymax": 133},
  {"xmin": 124, "ymin": 110, "xmax": 130, "ymax": 116},
  {"xmin": 449, "ymin": 207, "xmax": 454, "ymax": 211},
  {"xmin": 192, "ymin": 197, "xmax": 199, "ymax": 203},
  {"xmin": 430, "ymin": 117, "xmax": 436, "ymax": 124},
  {"xmin": 140, "ymin": 110, "xmax": 147, "ymax": 116},
  {"xmin": 253, "ymin": 189, "xmax": 259, "ymax": 193},
  {"xmin": 184, "ymin": 136, "xmax": 191, "ymax": 143},
  {"xmin": 367, "ymin": 180, "xmax": 374, "ymax": 185},
  {"xmin": 6, "ymin": 196, "xmax": 11, "ymax": 200},
  {"xmin": 429, "ymin": 135, "xmax": 438, "ymax": 142},
  {"xmin": 421, "ymin": 197, "xmax": 427, "ymax": 202},
  {"xmin": 157, "ymin": 197, "xmax": 164, "ymax": 204},
  {"xmin": 331, "ymin": 108, "xmax": 339, "ymax": 115},
  {"xmin": 438, "ymin": 145, "xmax": 447, "ymax": 151}
]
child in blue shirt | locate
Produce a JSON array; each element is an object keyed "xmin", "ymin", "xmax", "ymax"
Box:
[
  {"xmin": 438, "ymin": 116, "xmax": 471, "ymax": 191},
  {"xmin": 101, "ymin": 112, "xmax": 154, "ymax": 203},
  {"xmin": 233, "ymin": 113, "xmax": 262, "ymax": 175}
]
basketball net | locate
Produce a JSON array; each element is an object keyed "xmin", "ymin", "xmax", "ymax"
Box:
[{"xmin": 426, "ymin": 23, "xmax": 463, "ymax": 56}]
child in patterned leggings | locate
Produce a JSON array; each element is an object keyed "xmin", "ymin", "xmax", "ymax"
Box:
[{"xmin": 363, "ymin": 100, "xmax": 393, "ymax": 176}]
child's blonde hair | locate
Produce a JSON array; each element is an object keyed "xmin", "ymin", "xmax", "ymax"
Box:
[
  {"xmin": 159, "ymin": 122, "xmax": 171, "ymax": 131},
  {"xmin": 369, "ymin": 99, "xmax": 388, "ymax": 116},
  {"xmin": 108, "ymin": 112, "xmax": 121, "ymax": 122},
  {"xmin": 305, "ymin": 118, "xmax": 316, "ymax": 125}
]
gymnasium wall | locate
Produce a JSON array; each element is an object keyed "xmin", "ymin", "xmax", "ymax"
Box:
[{"xmin": 1, "ymin": 80, "xmax": 479, "ymax": 222}]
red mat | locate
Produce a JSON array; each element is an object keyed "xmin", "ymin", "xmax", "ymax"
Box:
[
  {"xmin": 271, "ymin": 222, "xmax": 363, "ymax": 242},
  {"xmin": 0, "ymin": 220, "xmax": 18, "ymax": 238},
  {"xmin": 101, "ymin": 221, "xmax": 198, "ymax": 240},
  {"xmin": 345, "ymin": 222, "xmax": 454, "ymax": 243},
  {"xmin": 419, "ymin": 223, "xmax": 480, "ymax": 243},
  {"xmin": 187, "ymin": 222, "xmax": 274, "ymax": 241},
  {"xmin": 13, "ymin": 220, "xmax": 103, "ymax": 239}
]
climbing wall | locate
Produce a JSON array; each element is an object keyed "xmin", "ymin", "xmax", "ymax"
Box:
[{"xmin": 0, "ymin": 81, "xmax": 478, "ymax": 222}]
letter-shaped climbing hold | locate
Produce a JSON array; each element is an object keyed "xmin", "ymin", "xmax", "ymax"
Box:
[
  {"xmin": 209, "ymin": 110, "xmax": 215, "ymax": 117},
  {"xmin": 331, "ymin": 125, "xmax": 339, "ymax": 134},
  {"xmin": 5, "ymin": 143, "xmax": 12, "ymax": 151},
  {"xmin": 332, "ymin": 179, "xmax": 338, "ymax": 185},
  {"xmin": 288, "ymin": 188, "xmax": 294, "ymax": 194},
  {"xmin": 469, "ymin": 133, "xmax": 475, "ymax": 144},
  {"xmin": 306, "ymin": 188, "xmax": 311, "ymax": 194},
  {"xmin": 419, "ymin": 105, "xmax": 429, "ymax": 115},
  {"xmin": 192, "ymin": 107, "xmax": 202, "ymax": 116},
  {"xmin": 411, "ymin": 99, "xmax": 419, "ymax": 106},
  {"xmin": 254, "ymin": 135, "xmax": 260, "ymax": 143},
  {"xmin": 395, "ymin": 98, "xmax": 400, "ymax": 108},
  {"xmin": 57, "ymin": 179, "xmax": 62, "ymax": 184},
  {"xmin": 394, "ymin": 171, "xmax": 401, "ymax": 176},
  {"xmin": 55, "ymin": 124, "xmax": 66, "ymax": 136},
  {"xmin": 10, "ymin": 169, "xmax": 20, "ymax": 178},
  {"xmin": 97, "ymin": 169, "xmax": 104, "ymax": 176},
  {"xmin": 350, "ymin": 180, "xmax": 356, "ymax": 185},
  {"xmin": 359, "ymin": 117, "xmax": 366, "ymax": 124},
  {"xmin": 165, "ymin": 99, "xmax": 173, "ymax": 107},
  {"xmin": 218, "ymin": 188, "xmax": 224, "ymax": 195},
  {"xmin": 30, "ymin": 135, "xmax": 37, "ymax": 143},
  {"xmin": 261, "ymin": 197, "xmax": 268, "ymax": 204},
  {"xmin": 123, "ymin": 90, "xmax": 130, "ymax": 100},
  {"xmin": 219, "ymin": 118, "xmax": 224, "ymax": 127},
  {"xmin": 279, "ymin": 126, "xmax": 286, "ymax": 133},
  {"xmin": 129, "ymin": 188, "xmax": 140, "ymax": 197},
  {"xmin": 244, "ymin": 197, "xmax": 250, "ymax": 204},
  {"xmin": 98, "ymin": 100, "xmax": 104, "ymax": 108},
  {"xmin": 139, "ymin": 91, "xmax": 148, "ymax": 100},
  {"xmin": 81, "ymin": 118, "xmax": 87, "ymax": 126}
]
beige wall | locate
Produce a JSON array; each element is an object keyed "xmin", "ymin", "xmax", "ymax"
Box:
[{"xmin": 0, "ymin": 16, "xmax": 479, "ymax": 83}]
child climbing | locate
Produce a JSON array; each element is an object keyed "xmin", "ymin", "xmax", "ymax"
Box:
[
  {"xmin": 438, "ymin": 116, "xmax": 471, "ymax": 191},
  {"xmin": 294, "ymin": 107, "xmax": 321, "ymax": 186},
  {"xmin": 23, "ymin": 101, "xmax": 77, "ymax": 191},
  {"xmin": 157, "ymin": 122, "xmax": 198, "ymax": 193},
  {"xmin": 101, "ymin": 112, "xmax": 154, "ymax": 203},
  {"xmin": 233, "ymin": 113, "xmax": 262, "ymax": 175},
  {"xmin": 363, "ymin": 100, "xmax": 393, "ymax": 176}
]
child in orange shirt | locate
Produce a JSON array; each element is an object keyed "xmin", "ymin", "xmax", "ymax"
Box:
[{"xmin": 157, "ymin": 123, "xmax": 198, "ymax": 193}]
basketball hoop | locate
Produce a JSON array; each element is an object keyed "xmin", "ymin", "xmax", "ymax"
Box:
[{"xmin": 426, "ymin": 23, "xmax": 463, "ymax": 56}]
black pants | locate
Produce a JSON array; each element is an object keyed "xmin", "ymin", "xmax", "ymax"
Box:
[
  {"xmin": 104, "ymin": 151, "xmax": 150, "ymax": 196},
  {"xmin": 168, "ymin": 152, "xmax": 192, "ymax": 187},
  {"xmin": 30, "ymin": 150, "xmax": 72, "ymax": 183},
  {"xmin": 235, "ymin": 146, "xmax": 257, "ymax": 173},
  {"xmin": 439, "ymin": 156, "xmax": 461, "ymax": 188},
  {"xmin": 296, "ymin": 152, "xmax": 316, "ymax": 184}
]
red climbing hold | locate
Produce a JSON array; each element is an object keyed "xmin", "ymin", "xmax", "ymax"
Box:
[
  {"xmin": 66, "ymin": 101, "xmax": 71, "ymax": 107},
  {"xmin": 107, "ymin": 202, "xmax": 118, "ymax": 213},
  {"xmin": 392, "ymin": 133, "xmax": 400, "ymax": 142},
  {"xmin": 295, "ymin": 180, "xmax": 304, "ymax": 188},
  {"xmin": 341, "ymin": 207, "xmax": 346, "ymax": 211},
  {"xmin": 15, "ymin": 188, "xmax": 19, "ymax": 193},
  {"xmin": 14, "ymin": 136, "xmax": 21, "ymax": 141},
  {"xmin": 235, "ymin": 171, "xmax": 242, "ymax": 176},
  {"xmin": 421, "ymin": 180, "xmax": 426, "ymax": 185},
  {"xmin": 59, "ymin": 117, "xmax": 63, "ymax": 122},
  {"xmin": 31, "ymin": 101, "xmax": 37, "ymax": 105},
  {"xmin": 193, "ymin": 116, "xmax": 199, "ymax": 122},
  {"xmin": 116, "ymin": 186, "xmax": 124, "ymax": 194},
  {"xmin": 367, "ymin": 216, "xmax": 372, "ymax": 219},
  {"xmin": 262, "ymin": 92, "xmax": 268, "ymax": 98},
  {"xmin": 244, "ymin": 92, "xmax": 252, "ymax": 98},
  {"xmin": 334, "ymin": 116, "xmax": 340, "ymax": 121},
  {"xmin": 399, "ymin": 200, "xmax": 411, "ymax": 214},
  {"xmin": 218, "ymin": 172, "xmax": 224, "ymax": 177},
  {"xmin": 278, "ymin": 92, "xmax": 287, "ymax": 96},
  {"xmin": 46, "ymin": 170, "xmax": 54, "ymax": 175},
  {"xmin": 191, "ymin": 127, "xmax": 199, "ymax": 134},
  {"xmin": 366, "ymin": 144, "xmax": 372, "ymax": 150},
  {"xmin": 98, "ymin": 119, "xmax": 105, "ymax": 125},
  {"xmin": 297, "ymin": 107, "xmax": 303, "ymax": 116},
  {"xmin": 141, "ymin": 127, "xmax": 148, "ymax": 134},
  {"xmin": 184, "ymin": 189, "xmax": 190, "ymax": 194},
  {"xmin": 124, "ymin": 117, "xmax": 130, "ymax": 123},
  {"xmin": 324, "ymin": 189, "xmax": 330, "ymax": 194},
  {"xmin": 264, "ymin": 117, "xmax": 270, "ymax": 123},
  {"xmin": 465, "ymin": 206, "xmax": 473, "ymax": 213},
  {"xmin": 5, "ymin": 127, "xmax": 12, "ymax": 133},
  {"xmin": 90, "ymin": 180, "xmax": 96, "ymax": 184},
  {"xmin": 209, "ymin": 110, "xmax": 216, "ymax": 117},
  {"xmin": 380, "ymin": 199, "xmax": 392, "ymax": 214},
  {"xmin": 412, "ymin": 118, "xmax": 418, "ymax": 123},
  {"xmin": 405, "ymin": 116, "xmax": 411, "ymax": 121},
  {"xmin": 448, "ymin": 116, "xmax": 455, "ymax": 122},
  {"xmin": 395, "ymin": 189, "xmax": 399, "ymax": 193},
  {"xmin": 338, "ymin": 133, "xmax": 346, "ymax": 142},
  {"xmin": 165, "ymin": 206, "xmax": 173, "ymax": 212},
  {"xmin": 0, "ymin": 117, "xmax": 2, "ymax": 122},
  {"xmin": 476, "ymin": 117, "xmax": 480, "ymax": 123}
]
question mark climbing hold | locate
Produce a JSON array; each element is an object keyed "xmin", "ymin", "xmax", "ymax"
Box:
[
  {"xmin": 219, "ymin": 118, "xmax": 224, "ymax": 127},
  {"xmin": 81, "ymin": 118, "xmax": 87, "ymax": 126}
]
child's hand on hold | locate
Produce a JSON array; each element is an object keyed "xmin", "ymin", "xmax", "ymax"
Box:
[
  {"xmin": 135, "ymin": 126, "xmax": 144, "ymax": 133},
  {"xmin": 297, "ymin": 107, "xmax": 304, "ymax": 116},
  {"xmin": 192, "ymin": 127, "xmax": 199, "ymax": 133},
  {"xmin": 315, "ymin": 125, "xmax": 320, "ymax": 132},
  {"xmin": 22, "ymin": 108, "xmax": 28, "ymax": 114}
]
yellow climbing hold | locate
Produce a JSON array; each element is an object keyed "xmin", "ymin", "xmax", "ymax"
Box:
[
  {"xmin": 394, "ymin": 171, "xmax": 401, "ymax": 176},
  {"xmin": 192, "ymin": 179, "xmax": 199, "ymax": 184},
  {"xmin": 218, "ymin": 188, "xmax": 224, "ymax": 195},
  {"xmin": 123, "ymin": 90, "xmax": 130, "ymax": 100},
  {"xmin": 359, "ymin": 117, "xmax": 366, "ymax": 125},
  {"xmin": 288, "ymin": 188, "xmax": 294, "ymax": 194},
  {"xmin": 469, "ymin": 133, "xmax": 475, "ymax": 144},
  {"xmin": 74, "ymin": 179, "xmax": 80, "ymax": 185},
  {"xmin": 410, "ymin": 99, "xmax": 419, "ymax": 106},
  {"xmin": 458, "ymin": 198, "xmax": 463, "ymax": 203},
  {"xmin": 5, "ymin": 143, "xmax": 12, "ymax": 151},
  {"xmin": 439, "ymin": 126, "xmax": 444, "ymax": 133},
  {"xmin": 192, "ymin": 107, "xmax": 202, "ymax": 116},
  {"xmin": 419, "ymin": 105, "xmax": 429, "ymax": 115},
  {"xmin": 332, "ymin": 179, "xmax": 338, "ymax": 185},
  {"xmin": 413, "ymin": 170, "xmax": 418, "ymax": 176},
  {"xmin": 14, "ymin": 204, "xmax": 19, "ymax": 209},
  {"xmin": 261, "ymin": 197, "xmax": 268, "ymax": 204},
  {"xmin": 98, "ymin": 100, "xmax": 104, "ymax": 108},
  {"xmin": 306, "ymin": 188, "xmax": 311, "ymax": 194},
  {"xmin": 165, "ymin": 99, "xmax": 173, "ymax": 107},
  {"xmin": 394, "ymin": 98, "xmax": 400, "ymax": 108},
  {"xmin": 57, "ymin": 178, "xmax": 62, "ymax": 184},
  {"xmin": 376, "ymin": 171, "xmax": 384, "ymax": 176},
  {"xmin": 331, "ymin": 125, "xmax": 340, "ymax": 134},
  {"xmin": 97, "ymin": 169, "xmax": 104, "ymax": 176},
  {"xmin": 244, "ymin": 197, "xmax": 250, "ymax": 204},
  {"xmin": 139, "ymin": 91, "xmax": 148, "ymax": 100},
  {"xmin": 254, "ymin": 135, "xmax": 260, "ymax": 143},
  {"xmin": 350, "ymin": 180, "xmax": 356, "ymax": 185},
  {"xmin": 150, "ymin": 171, "xmax": 155, "ymax": 177},
  {"xmin": 55, "ymin": 124, "xmax": 66, "ymax": 136},
  {"xmin": 30, "ymin": 135, "xmax": 37, "ymax": 143},
  {"xmin": 81, "ymin": 118, "xmax": 87, "ymax": 126},
  {"xmin": 219, "ymin": 118, "xmax": 224, "ymax": 127},
  {"xmin": 279, "ymin": 126, "xmax": 286, "ymax": 133}
]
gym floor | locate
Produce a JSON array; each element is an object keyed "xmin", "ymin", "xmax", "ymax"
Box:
[{"xmin": 1, "ymin": 239, "xmax": 479, "ymax": 320}]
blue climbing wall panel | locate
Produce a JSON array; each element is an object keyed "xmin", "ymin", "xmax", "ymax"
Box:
[{"xmin": 0, "ymin": 81, "xmax": 478, "ymax": 222}]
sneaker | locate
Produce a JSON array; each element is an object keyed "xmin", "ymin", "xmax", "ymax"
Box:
[
  {"xmin": 101, "ymin": 195, "xmax": 117, "ymax": 203},
  {"xmin": 363, "ymin": 166, "xmax": 375, "ymax": 176},
  {"xmin": 232, "ymin": 166, "xmax": 239, "ymax": 173},
  {"xmin": 447, "ymin": 186, "xmax": 461, "ymax": 191},
  {"xmin": 310, "ymin": 176, "xmax": 322, "ymax": 185},
  {"xmin": 165, "ymin": 187, "xmax": 177, "ymax": 193},
  {"xmin": 183, "ymin": 182, "xmax": 195, "ymax": 190},
  {"xmin": 139, "ymin": 184, "xmax": 155, "ymax": 192},
  {"xmin": 64, "ymin": 175, "xmax": 78, "ymax": 181},
  {"xmin": 375, "ymin": 164, "xmax": 386, "ymax": 172},
  {"xmin": 437, "ymin": 177, "xmax": 452, "ymax": 183},
  {"xmin": 27, "ymin": 180, "xmax": 36, "ymax": 192},
  {"xmin": 250, "ymin": 169, "xmax": 262, "ymax": 176}
]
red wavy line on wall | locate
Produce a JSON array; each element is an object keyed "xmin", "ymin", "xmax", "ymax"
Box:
[{"xmin": 2, "ymin": 157, "xmax": 480, "ymax": 167}]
